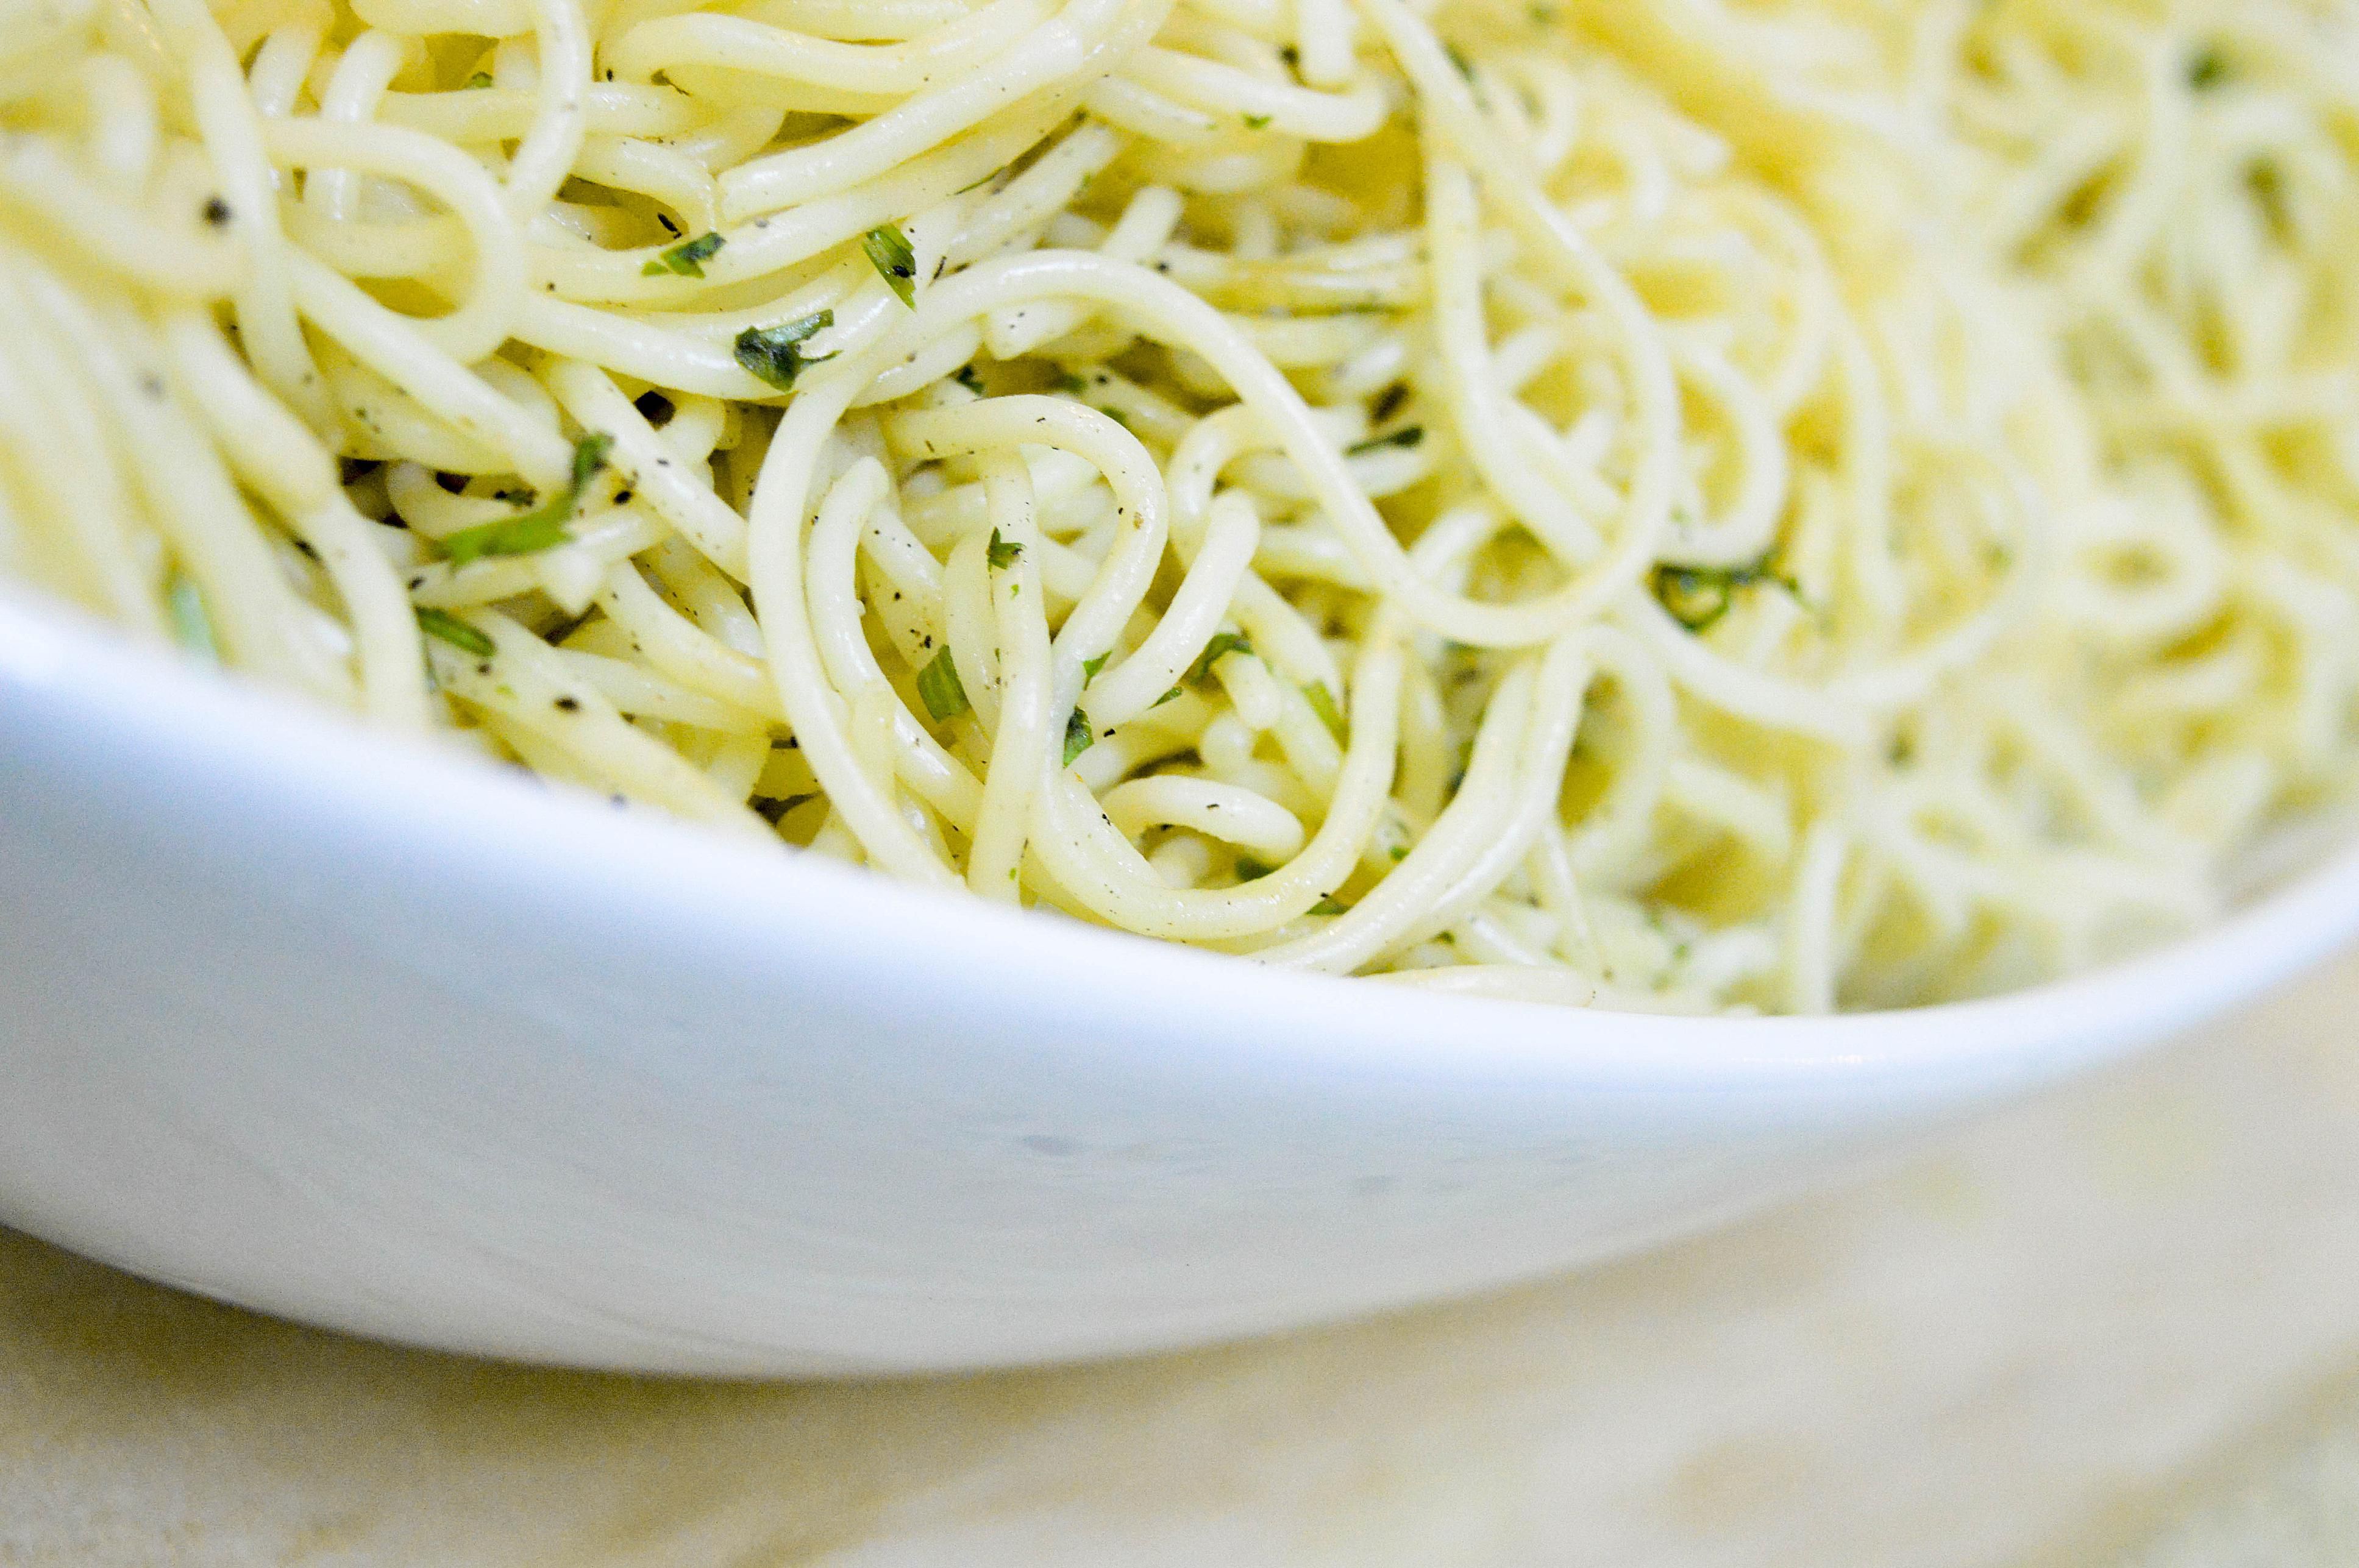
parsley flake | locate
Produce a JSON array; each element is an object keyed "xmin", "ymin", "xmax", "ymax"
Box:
[
  {"xmin": 1063, "ymin": 708, "xmax": 1095, "ymax": 766},
  {"xmin": 438, "ymin": 432, "xmax": 611, "ymax": 567},
  {"xmin": 985, "ymin": 528, "xmax": 1023, "ymax": 570},
  {"xmin": 641, "ymin": 230, "xmax": 725, "ymax": 278},
  {"xmin": 861, "ymin": 223, "xmax": 918, "ymax": 307},
  {"xmin": 1302, "ymin": 681, "xmax": 1346, "ymax": 740},
  {"xmin": 916, "ymin": 646, "xmax": 970, "ymax": 722},
  {"xmin": 733, "ymin": 310, "xmax": 836, "ymax": 391},
  {"xmin": 1649, "ymin": 550, "xmax": 1798, "ymax": 634},
  {"xmin": 167, "ymin": 573, "xmax": 216, "ymax": 662},
  {"xmin": 1186, "ymin": 630, "xmax": 1253, "ymax": 686},
  {"xmin": 416, "ymin": 606, "xmax": 495, "ymax": 658}
]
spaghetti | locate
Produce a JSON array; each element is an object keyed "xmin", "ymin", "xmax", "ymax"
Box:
[{"xmin": 2, "ymin": 0, "xmax": 2355, "ymax": 1012}]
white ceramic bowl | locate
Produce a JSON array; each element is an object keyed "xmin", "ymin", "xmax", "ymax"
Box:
[{"xmin": 3, "ymin": 587, "xmax": 2356, "ymax": 1377}]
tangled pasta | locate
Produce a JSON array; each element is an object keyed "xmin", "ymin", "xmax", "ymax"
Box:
[{"xmin": 2, "ymin": 0, "xmax": 2355, "ymax": 1012}]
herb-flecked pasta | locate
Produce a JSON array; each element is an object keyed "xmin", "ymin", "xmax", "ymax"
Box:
[{"xmin": 4, "ymin": 0, "xmax": 2357, "ymax": 1012}]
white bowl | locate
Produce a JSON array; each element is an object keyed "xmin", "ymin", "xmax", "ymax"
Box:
[{"xmin": 2, "ymin": 587, "xmax": 2355, "ymax": 1377}]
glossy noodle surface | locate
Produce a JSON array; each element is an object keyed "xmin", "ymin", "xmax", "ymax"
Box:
[{"xmin": 2, "ymin": 0, "xmax": 2355, "ymax": 1011}]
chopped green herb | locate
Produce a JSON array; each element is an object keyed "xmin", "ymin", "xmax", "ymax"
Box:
[
  {"xmin": 954, "ymin": 364, "xmax": 986, "ymax": 394},
  {"xmin": 1186, "ymin": 630, "xmax": 1252, "ymax": 686},
  {"xmin": 439, "ymin": 432, "xmax": 612, "ymax": 567},
  {"xmin": 916, "ymin": 646, "xmax": 970, "ymax": 722},
  {"xmin": 861, "ymin": 223, "xmax": 917, "ymax": 307},
  {"xmin": 1301, "ymin": 681, "xmax": 1346, "ymax": 740},
  {"xmin": 416, "ymin": 606, "xmax": 495, "ymax": 658},
  {"xmin": 1387, "ymin": 843, "xmax": 1409, "ymax": 862},
  {"xmin": 1234, "ymin": 856, "xmax": 1274, "ymax": 882},
  {"xmin": 1082, "ymin": 651, "xmax": 1109, "ymax": 683},
  {"xmin": 464, "ymin": 71, "xmax": 494, "ymax": 89},
  {"xmin": 1056, "ymin": 371, "xmax": 1090, "ymax": 394},
  {"xmin": 1154, "ymin": 685, "xmax": 1182, "ymax": 707},
  {"xmin": 438, "ymin": 508, "xmax": 570, "ymax": 566},
  {"xmin": 985, "ymin": 528, "xmax": 1024, "ymax": 570},
  {"xmin": 733, "ymin": 310, "xmax": 836, "ymax": 391},
  {"xmin": 1310, "ymin": 896, "xmax": 1348, "ymax": 915},
  {"xmin": 641, "ymin": 230, "xmax": 725, "ymax": 278},
  {"xmin": 1445, "ymin": 42, "xmax": 1475, "ymax": 79},
  {"xmin": 1649, "ymin": 550, "xmax": 1797, "ymax": 634},
  {"xmin": 1096, "ymin": 405, "xmax": 1132, "ymax": 429},
  {"xmin": 167, "ymin": 573, "xmax": 216, "ymax": 662},
  {"xmin": 1063, "ymin": 708, "xmax": 1095, "ymax": 766},
  {"xmin": 1243, "ymin": 113, "xmax": 1272, "ymax": 129},
  {"xmin": 955, "ymin": 166, "xmax": 1006, "ymax": 196},
  {"xmin": 1346, "ymin": 424, "xmax": 1423, "ymax": 455},
  {"xmin": 2188, "ymin": 46, "xmax": 2226, "ymax": 89}
]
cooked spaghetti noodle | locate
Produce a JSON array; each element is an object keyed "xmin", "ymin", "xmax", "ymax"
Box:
[{"xmin": 2, "ymin": 0, "xmax": 2355, "ymax": 1011}]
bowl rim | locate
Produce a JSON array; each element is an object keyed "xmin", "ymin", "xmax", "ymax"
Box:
[{"xmin": 5, "ymin": 583, "xmax": 2355, "ymax": 1091}]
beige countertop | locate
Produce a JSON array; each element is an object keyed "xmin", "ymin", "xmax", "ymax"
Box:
[{"xmin": 5, "ymin": 956, "xmax": 2359, "ymax": 1567}]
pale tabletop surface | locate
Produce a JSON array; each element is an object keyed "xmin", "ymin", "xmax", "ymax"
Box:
[{"xmin": 5, "ymin": 955, "xmax": 2359, "ymax": 1567}]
